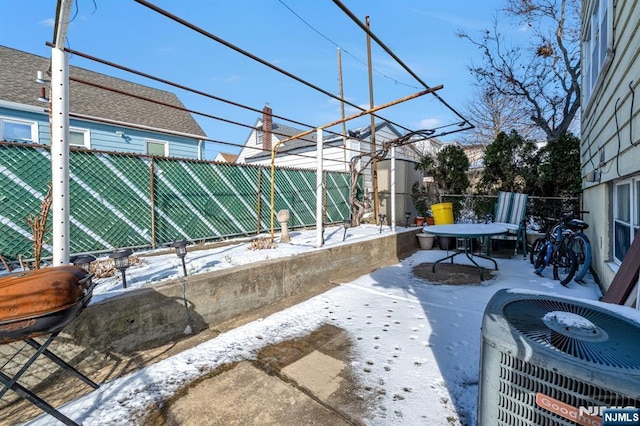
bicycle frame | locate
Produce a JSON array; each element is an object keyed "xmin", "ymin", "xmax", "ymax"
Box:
[
  {"xmin": 564, "ymin": 217, "xmax": 592, "ymax": 282},
  {"xmin": 535, "ymin": 225, "xmax": 563, "ymax": 275},
  {"xmin": 533, "ymin": 213, "xmax": 578, "ymax": 286}
]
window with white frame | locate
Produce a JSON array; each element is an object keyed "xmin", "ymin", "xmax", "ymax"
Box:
[
  {"xmin": 146, "ymin": 139, "xmax": 168, "ymax": 157},
  {"xmin": 582, "ymin": 0, "xmax": 613, "ymax": 104},
  {"xmin": 613, "ymin": 176, "xmax": 640, "ymax": 263},
  {"xmin": 69, "ymin": 127, "xmax": 90, "ymax": 148},
  {"xmin": 0, "ymin": 117, "xmax": 37, "ymax": 143}
]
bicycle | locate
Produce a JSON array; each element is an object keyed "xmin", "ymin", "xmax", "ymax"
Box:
[
  {"xmin": 532, "ymin": 214, "xmax": 578, "ymax": 286},
  {"xmin": 529, "ymin": 211, "xmax": 591, "ymax": 284},
  {"xmin": 565, "ymin": 212, "xmax": 592, "ymax": 283}
]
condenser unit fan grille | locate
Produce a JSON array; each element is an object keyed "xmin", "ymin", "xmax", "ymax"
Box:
[
  {"xmin": 496, "ymin": 352, "xmax": 640, "ymax": 425},
  {"xmin": 503, "ymin": 299, "xmax": 640, "ymax": 369}
]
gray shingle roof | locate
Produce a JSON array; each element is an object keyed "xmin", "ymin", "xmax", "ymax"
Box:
[{"xmin": 0, "ymin": 45, "xmax": 206, "ymax": 138}]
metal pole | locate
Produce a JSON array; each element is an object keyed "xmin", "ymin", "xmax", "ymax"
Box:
[
  {"xmin": 337, "ymin": 48, "xmax": 348, "ymax": 171},
  {"xmin": 270, "ymin": 148, "xmax": 277, "ymax": 241},
  {"xmin": 391, "ymin": 145, "xmax": 396, "ymax": 232},
  {"xmin": 256, "ymin": 168, "xmax": 262, "ymax": 236},
  {"xmin": 50, "ymin": 4, "xmax": 72, "ymax": 265},
  {"xmin": 316, "ymin": 128, "xmax": 323, "ymax": 248},
  {"xmin": 366, "ymin": 16, "xmax": 380, "ymax": 225},
  {"xmin": 150, "ymin": 159, "xmax": 156, "ymax": 249},
  {"xmin": 120, "ymin": 269, "xmax": 127, "ymax": 288}
]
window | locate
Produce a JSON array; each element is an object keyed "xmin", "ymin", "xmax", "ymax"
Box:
[
  {"xmin": 146, "ymin": 139, "xmax": 168, "ymax": 156},
  {"xmin": 613, "ymin": 177, "xmax": 640, "ymax": 263},
  {"xmin": 0, "ymin": 118, "xmax": 36, "ymax": 143},
  {"xmin": 69, "ymin": 127, "xmax": 90, "ymax": 148},
  {"xmin": 582, "ymin": 0, "xmax": 613, "ymax": 104}
]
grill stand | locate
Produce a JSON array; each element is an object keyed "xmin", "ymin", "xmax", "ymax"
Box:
[
  {"xmin": 0, "ymin": 331, "xmax": 99, "ymax": 425},
  {"xmin": 0, "ymin": 269, "xmax": 99, "ymax": 426}
]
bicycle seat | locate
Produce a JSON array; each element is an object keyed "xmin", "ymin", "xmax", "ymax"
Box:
[{"xmin": 566, "ymin": 218, "xmax": 588, "ymax": 230}]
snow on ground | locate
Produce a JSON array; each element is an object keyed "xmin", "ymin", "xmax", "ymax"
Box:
[
  {"xmin": 89, "ymin": 224, "xmax": 393, "ymax": 303},
  {"xmin": 24, "ymin": 224, "xmax": 630, "ymax": 425}
]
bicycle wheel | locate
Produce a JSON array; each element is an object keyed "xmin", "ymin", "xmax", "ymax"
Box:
[
  {"xmin": 571, "ymin": 234, "xmax": 592, "ymax": 283},
  {"xmin": 533, "ymin": 243, "xmax": 548, "ymax": 275},
  {"xmin": 553, "ymin": 247, "xmax": 577, "ymax": 286},
  {"xmin": 529, "ymin": 237, "xmax": 546, "ymax": 265}
]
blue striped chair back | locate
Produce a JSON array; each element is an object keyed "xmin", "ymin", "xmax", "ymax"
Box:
[{"xmin": 491, "ymin": 191, "xmax": 529, "ymax": 256}]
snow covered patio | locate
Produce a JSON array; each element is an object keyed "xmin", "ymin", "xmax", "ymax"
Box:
[{"xmin": 9, "ymin": 224, "xmax": 621, "ymax": 425}]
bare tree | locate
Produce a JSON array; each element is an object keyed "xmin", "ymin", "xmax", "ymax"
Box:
[
  {"xmin": 458, "ymin": 0, "xmax": 581, "ymax": 143},
  {"xmin": 461, "ymin": 86, "xmax": 543, "ymax": 145},
  {"xmin": 348, "ymin": 130, "xmax": 435, "ymax": 226}
]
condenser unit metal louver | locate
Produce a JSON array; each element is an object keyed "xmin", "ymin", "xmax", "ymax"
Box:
[{"xmin": 478, "ymin": 289, "xmax": 640, "ymax": 426}]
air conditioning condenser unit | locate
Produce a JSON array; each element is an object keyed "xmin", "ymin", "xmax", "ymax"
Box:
[{"xmin": 478, "ymin": 289, "xmax": 640, "ymax": 425}]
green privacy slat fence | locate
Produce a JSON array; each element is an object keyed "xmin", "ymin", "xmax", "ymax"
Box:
[
  {"xmin": 0, "ymin": 142, "xmax": 358, "ymax": 262},
  {"xmin": 257, "ymin": 168, "xmax": 352, "ymax": 232}
]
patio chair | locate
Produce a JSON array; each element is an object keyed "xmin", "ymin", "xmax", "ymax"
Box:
[{"xmin": 486, "ymin": 191, "xmax": 529, "ymax": 257}]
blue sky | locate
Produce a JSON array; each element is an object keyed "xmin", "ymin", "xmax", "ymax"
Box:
[{"xmin": 2, "ymin": 0, "xmax": 510, "ymax": 159}]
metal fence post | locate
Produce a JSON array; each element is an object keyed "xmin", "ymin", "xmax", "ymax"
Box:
[{"xmin": 150, "ymin": 158, "xmax": 156, "ymax": 249}]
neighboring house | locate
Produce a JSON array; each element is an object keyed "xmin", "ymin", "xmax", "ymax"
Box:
[
  {"xmin": 453, "ymin": 142, "xmax": 486, "ymax": 191},
  {"xmin": 412, "ymin": 135, "xmax": 445, "ymax": 160},
  {"xmin": 0, "ymin": 45, "xmax": 206, "ymax": 158},
  {"xmin": 214, "ymin": 152, "xmax": 238, "ymax": 163},
  {"xmin": 236, "ymin": 104, "xmax": 443, "ymax": 220},
  {"xmin": 237, "ymin": 104, "xmax": 443, "ymax": 183},
  {"xmin": 459, "ymin": 143, "xmax": 486, "ymax": 171},
  {"xmin": 580, "ymin": 0, "xmax": 640, "ymax": 303}
]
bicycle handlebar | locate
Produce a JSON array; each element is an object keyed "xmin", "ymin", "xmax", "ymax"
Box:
[{"xmin": 558, "ymin": 210, "xmax": 590, "ymax": 220}]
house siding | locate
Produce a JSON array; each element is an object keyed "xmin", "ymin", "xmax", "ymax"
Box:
[
  {"xmin": 272, "ymin": 145, "xmax": 348, "ymax": 171},
  {"xmin": 0, "ymin": 106, "xmax": 201, "ymax": 158},
  {"xmin": 1, "ymin": 46, "xmax": 205, "ymax": 159},
  {"xmin": 0, "ymin": 107, "xmax": 45, "ymax": 143},
  {"xmin": 581, "ymin": 0, "xmax": 640, "ymax": 293},
  {"xmin": 237, "ymin": 127, "xmax": 263, "ymax": 163}
]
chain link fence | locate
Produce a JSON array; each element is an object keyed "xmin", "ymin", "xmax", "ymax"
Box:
[
  {"xmin": 0, "ymin": 142, "xmax": 355, "ymax": 262},
  {"xmin": 441, "ymin": 193, "xmax": 582, "ymax": 226}
]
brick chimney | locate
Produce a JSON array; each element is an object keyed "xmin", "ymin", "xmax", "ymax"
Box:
[{"xmin": 262, "ymin": 103, "xmax": 272, "ymax": 151}]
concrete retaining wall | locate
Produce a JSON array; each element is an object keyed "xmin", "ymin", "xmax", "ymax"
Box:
[{"xmin": 66, "ymin": 229, "xmax": 420, "ymax": 355}]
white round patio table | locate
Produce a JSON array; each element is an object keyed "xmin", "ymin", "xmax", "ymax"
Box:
[{"xmin": 423, "ymin": 223, "xmax": 508, "ymax": 281}]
